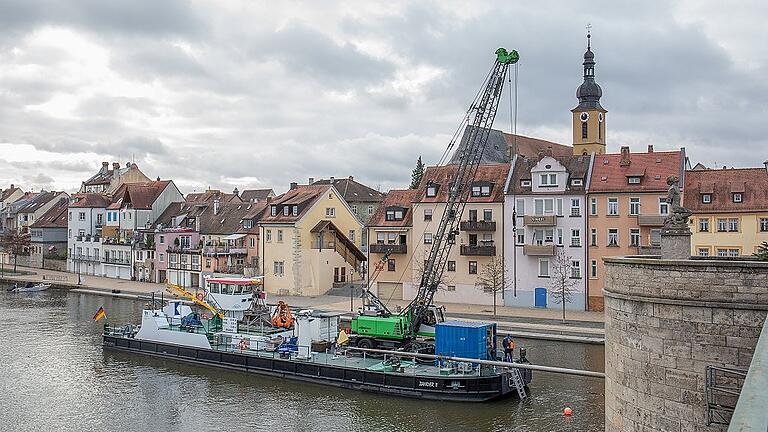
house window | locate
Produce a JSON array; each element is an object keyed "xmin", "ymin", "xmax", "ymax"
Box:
[
  {"xmin": 628, "ymin": 177, "xmax": 641, "ymax": 184},
  {"xmin": 159, "ymin": 253, "xmax": 165, "ymax": 262},
  {"xmin": 376, "ymin": 233, "xmax": 385, "ymax": 244},
  {"xmin": 271, "ymin": 206, "xmax": 277, "ymax": 216},
  {"xmin": 591, "ymin": 229, "xmax": 597, "ymax": 246},
  {"xmin": 424, "ymin": 233, "xmax": 433, "ymax": 244},
  {"xmin": 206, "ymin": 258, "xmax": 211, "ymax": 267},
  {"xmin": 717, "ymin": 218, "xmax": 727, "ymax": 232},
  {"xmin": 483, "ymin": 209, "xmax": 492, "ymax": 221},
  {"xmin": 733, "ymin": 193, "xmax": 743, "ymax": 203},
  {"xmin": 570, "ymin": 199, "xmax": 581, "ymax": 217},
  {"xmin": 426, "ymin": 184, "xmax": 438, "ymax": 197},
  {"xmin": 387, "ymin": 233, "xmax": 397, "ymax": 244},
  {"xmin": 557, "ymin": 199, "xmax": 563, "ymax": 216},
  {"xmin": 159, "ymin": 235, "xmax": 165, "ymax": 244},
  {"xmin": 447, "ymin": 261, "xmax": 456, "ymax": 272},
  {"xmin": 702, "ymin": 194, "xmax": 711, "ymax": 204},
  {"xmin": 650, "ymin": 229, "xmax": 661, "ymax": 246},
  {"xmin": 471, "ymin": 184, "xmax": 492, "ymax": 197},
  {"xmin": 539, "ymin": 173, "xmax": 557, "ymax": 187},
  {"xmin": 266, "ymin": 229, "xmax": 272, "ymax": 242},
  {"xmin": 283, "ymin": 206, "xmax": 290, "ymax": 216},
  {"xmin": 571, "ymin": 229, "xmax": 581, "ymax": 247},
  {"xmin": 277, "ymin": 230, "xmax": 283, "ymax": 242},
  {"xmin": 590, "ymin": 260, "xmax": 597, "ymax": 278},
  {"xmin": 386, "ymin": 208, "xmax": 404, "ymax": 221},
  {"xmin": 570, "ymin": 260, "xmax": 581, "ymax": 278},
  {"xmin": 273, "ymin": 261, "xmax": 285, "ymax": 275},
  {"xmin": 325, "ymin": 207, "xmax": 335, "ymax": 217},
  {"xmin": 368, "ymin": 205, "xmax": 374, "ymax": 215},
  {"xmin": 571, "ymin": 178, "xmax": 583, "ymax": 186},
  {"xmin": 387, "ymin": 259, "xmax": 395, "ymax": 272},
  {"xmin": 760, "ymin": 218, "xmax": 768, "ymax": 232},
  {"xmin": 96, "ymin": 214, "xmax": 103, "ymax": 225},
  {"xmin": 557, "ymin": 228, "xmax": 564, "ymax": 245},
  {"xmin": 629, "ymin": 198, "xmax": 640, "ymax": 216},
  {"xmin": 717, "ymin": 248, "xmax": 740, "ymax": 257},
  {"xmin": 538, "ymin": 258, "xmax": 549, "ymax": 277},
  {"xmin": 516, "ymin": 229, "xmax": 525, "ymax": 245},
  {"xmin": 534, "ymin": 199, "xmax": 554, "ymax": 215},
  {"xmin": 78, "ymin": 212, "xmax": 86, "ymax": 221},
  {"xmin": 699, "ymin": 218, "xmax": 710, "ymax": 232},
  {"xmin": 469, "ymin": 261, "xmax": 478, "ymax": 274},
  {"xmin": 590, "ymin": 198, "xmax": 597, "ymax": 215},
  {"xmin": 728, "ymin": 218, "xmax": 739, "ymax": 232},
  {"xmin": 698, "ymin": 248, "xmax": 710, "ymax": 257},
  {"xmin": 292, "ymin": 205, "xmax": 298, "ymax": 216},
  {"xmin": 250, "ymin": 237, "xmax": 255, "ymax": 248},
  {"xmin": 351, "ymin": 205, "xmax": 357, "ymax": 215},
  {"xmin": 630, "ymin": 229, "xmax": 640, "ymax": 247},
  {"xmin": 424, "ymin": 209, "xmax": 433, "ymax": 221},
  {"xmin": 69, "ymin": 211, "xmax": 72, "ymax": 221},
  {"xmin": 607, "ymin": 198, "xmax": 618, "ymax": 216},
  {"xmin": 520, "ymin": 180, "xmax": 531, "ymax": 187},
  {"xmin": 348, "ymin": 230, "xmax": 355, "ymax": 242},
  {"xmin": 608, "ymin": 229, "xmax": 619, "ymax": 247},
  {"xmin": 468, "ymin": 209, "xmax": 478, "ymax": 221},
  {"xmin": 446, "ymin": 285, "xmax": 456, "ymax": 291},
  {"xmin": 659, "ymin": 198, "xmax": 669, "ymax": 216},
  {"xmin": 515, "ymin": 199, "xmax": 525, "ymax": 216}
]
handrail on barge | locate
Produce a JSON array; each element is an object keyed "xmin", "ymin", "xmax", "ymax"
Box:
[{"xmin": 348, "ymin": 347, "xmax": 606, "ymax": 379}]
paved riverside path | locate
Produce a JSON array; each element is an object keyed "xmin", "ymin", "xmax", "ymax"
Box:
[{"xmin": 3, "ymin": 266, "xmax": 604, "ymax": 339}]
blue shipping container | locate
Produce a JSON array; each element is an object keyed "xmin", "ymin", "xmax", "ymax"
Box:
[{"xmin": 435, "ymin": 320, "xmax": 496, "ymax": 360}]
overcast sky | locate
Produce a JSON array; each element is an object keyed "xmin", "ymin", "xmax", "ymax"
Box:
[{"xmin": 1, "ymin": 1, "xmax": 766, "ymax": 195}]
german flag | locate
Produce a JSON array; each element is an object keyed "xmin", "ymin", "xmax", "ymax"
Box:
[{"xmin": 92, "ymin": 306, "xmax": 106, "ymax": 322}]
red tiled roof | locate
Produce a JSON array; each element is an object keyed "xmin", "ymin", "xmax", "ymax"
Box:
[
  {"xmin": 502, "ymin": 134, "xmax": 573, "ymax": 159},
  {"xmin": 240, "ymin": 189, "xmax": 275, "ymax": 202},
  {"xmin": 30, "ymin": 198, "xmax": 68, "ymax": 228},
  {"xmin": 589, "ymin": 150, "xmax": 682, "ymax": 193},
  {"xmin": 186, "ymin": 190, "xmax": 242, "ymax": 204},
  {"xmin": 684, "ymin": 168, "xmax": 768, "ymax": 213},
  {"xmin": 368, "ymin": 189, "xmax": 418, "ymax": 227},
  {"xmin": 69, "ymin": 193, "xmax": 112, "ymax": 208},
  {"xmin": 1, "ymin": 187, "xmax": 21, "ymax": 201},
  {"xmin": 259, "ymin": 184, "xmax": 329, "ymax": 224},
  {"xmin": 111, "ymin": 181, "xmax": 171, "ymax": 210},
  {"xmin": 414, "ymin": 163, "xmax": 510, "ymax": 203}
]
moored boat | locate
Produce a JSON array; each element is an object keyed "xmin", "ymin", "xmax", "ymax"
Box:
[{"xmin": 10, "ymin": 282, "xmax": 51, "ymax": 292}]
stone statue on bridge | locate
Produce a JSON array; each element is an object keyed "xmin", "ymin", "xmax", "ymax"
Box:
[{"xmin": 663, "ymin": 176, "xmax": 692, "ymax": 233}]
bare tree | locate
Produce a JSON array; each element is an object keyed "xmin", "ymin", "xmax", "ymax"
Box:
[
  {"xmin": 475, "ymin": 256, "xmax": 509, "ymax": 317},
  {"xmin": 412, "ymin": 248, "xmax": 454, "ymax": 294},
  {"xmin": 549, "ymin": 249, "xmax": 578, "ymax": 323},
  {"xmin": 1, "ymin": 231, "xmax": 31, "ymax": 273}
]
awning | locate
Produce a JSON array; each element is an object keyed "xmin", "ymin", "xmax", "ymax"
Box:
[{"xmin": 222, "ymin": 233, "xmax": 246, "ymax": 241}]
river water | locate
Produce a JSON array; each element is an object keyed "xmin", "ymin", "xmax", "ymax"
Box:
[{"xmin": 0, "ymin": 287, "xmax": 605, "ymax": 431}]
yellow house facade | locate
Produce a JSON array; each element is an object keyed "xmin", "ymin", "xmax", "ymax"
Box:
[
  {"xmin": 260, "ymin": 184, "xmax": 365, "ymax": 297},
  {"xmin": 685, "ymin": 167, "xmax": 768, "ymax": 257}
]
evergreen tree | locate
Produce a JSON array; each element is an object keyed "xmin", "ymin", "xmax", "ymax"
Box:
[
  {"xmin": 410, "ymin": 156, "xmax": 425, "ymax": 189},
  {"xmin": 755, "ymin": 241, "xmax": 768, "ymax": 261}
]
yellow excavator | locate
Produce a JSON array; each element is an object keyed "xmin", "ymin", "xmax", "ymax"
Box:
[{"xmin": 165, "ymin": 283, "xmax": 225, "ymax": 320}]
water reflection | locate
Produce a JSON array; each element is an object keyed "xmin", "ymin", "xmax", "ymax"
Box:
[{"xmin": 0, "ymin": 287, "xmax": 604, "ymax": 431}]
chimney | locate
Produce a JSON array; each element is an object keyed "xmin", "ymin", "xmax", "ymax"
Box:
[
  {"xmin": 213, "ymin": 197, "xmax": 220, "ymax": 215},
  {"xmin": 647, "ymin": 145, "xmax": 654, "ymax": 153},
  {"xmin": 156, "ymin": 176, "xmax": 160, "ymax": 181},
  {"xmin": 620, "ymin": 146, "xmax": 631, "ymax": 166},
  {"xmin": 330, "ymin": 176, "xmax": 335, "ymax": 183},
  {"xmin": 289, "ymin": 182, "xmax": 298, "ymax": 190},
  {"xmin": 233, "ymin": 187, "xmax": 239, "ymax": 195},
  {"xmin": 101, "ymin": 161, "xmax": 109, "ymax": 172},
  {"xmin": 764, "ymin": 160, "xmax": 768, "ymax": 174},
  {"xmin": 308, "ymin": 177, "xmax": 314, "ymax": 184},
  {"xmin": 10, "ymin": 184, "xmax": 14, "ymax": 189},
  {"xmin": 113, "ymin": 162, "xmax": 120, "ymax": 170},
  {"xmin": 349, "ymin": 175, "xmax": 354, "ymax": 181}
]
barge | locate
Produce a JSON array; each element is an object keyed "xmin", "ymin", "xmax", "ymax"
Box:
[{"xmin": 102, "ymin": 300, "xmax": 531, "ymax": 402}]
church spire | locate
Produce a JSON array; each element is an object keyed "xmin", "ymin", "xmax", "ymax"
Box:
[
  {"xmin": 575, "ymin": 30, "xmax": 603, "ymax": 110},
  {"xmin": 571, "ymin": 27, "xmax": 607, "ymax": 156}
]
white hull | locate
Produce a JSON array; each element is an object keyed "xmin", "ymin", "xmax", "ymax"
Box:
[{"xmin": 11, "ymin": 283, "xmax": 51, "ymax": 293}]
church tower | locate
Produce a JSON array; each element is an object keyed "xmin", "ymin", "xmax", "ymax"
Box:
[{"xmin": 572, "ymin": 32, "xmax": 607, "ymax": 155}]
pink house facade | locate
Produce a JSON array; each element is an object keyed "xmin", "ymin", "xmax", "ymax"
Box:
[{"xmin": 155, "ymin": 227, "xmax": 202, "ymax": 288}]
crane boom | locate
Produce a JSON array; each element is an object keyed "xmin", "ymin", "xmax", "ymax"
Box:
[{"xmin": 405, "ymin": 48, "xmax": 518, "ymax": 334}]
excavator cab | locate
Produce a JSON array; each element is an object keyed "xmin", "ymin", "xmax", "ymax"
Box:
[{"xmin": 416, "ymin": 305, "xmax": 446, "ymax": 337}]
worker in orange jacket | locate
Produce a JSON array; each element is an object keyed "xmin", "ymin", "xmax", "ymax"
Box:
[{"xmin": 502, "ymin": 334, "xmax": 516, "ymax": 362}]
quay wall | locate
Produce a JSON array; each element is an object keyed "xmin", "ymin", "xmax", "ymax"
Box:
[{"xmin": 603, "ymin": 257, "xmax": 768, "ymax": 432}]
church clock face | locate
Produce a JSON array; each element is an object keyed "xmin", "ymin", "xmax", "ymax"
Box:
[
  {"xmin": 598, "ymin": 112, "xmax": 604, "ymax": 122},
  {"xmin": 580, "ymin": 112, "xmax": 589, "ymax": 122}
]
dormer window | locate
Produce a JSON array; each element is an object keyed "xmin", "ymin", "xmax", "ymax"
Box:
[
  {"xmin": 628, "ymin": 176, "xmax": 641, "ymax": 184},
  {"xmin": 470, "ymin": 182, "xmax": 493, "ymax": 197},
  {"xmin": 385, "ymin": 206, "xmax": 405, "ymax": 221},
  {"xmin": 292, "ymin": 205, "xmax": 298, "ymax": 216},
  {"xmin": 520, "ymin": 179, "xmax": 531, "ymax": 187},
  {"xmin": 270, "ymin": 205, "xmax": 277, "ymax": 216},
  {"xmin": 283, "ymin": 206, "xmax": 289, "ymax": 216},
  {"xmin": 426, "ymin": 183, "xmax": 438, "ymax": 198},
  {"xmin": 733, "ymin": 193, "xmax": 743, "ymax": 203},
  {"xmin": 540, "ymin": 173, "xmax": 557, "ymax": 187},
  {"xmin": 571, "ymin": 179, "xmax": 583, "ymax": 186},
  {"xmin": 702, "ymin": 194, "xmax": 712, "ymax": 204}
]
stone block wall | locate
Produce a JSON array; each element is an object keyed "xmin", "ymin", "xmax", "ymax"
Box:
[{"xmin": 603, "ymin": 257, "xmax": 768, "ymax": 432}]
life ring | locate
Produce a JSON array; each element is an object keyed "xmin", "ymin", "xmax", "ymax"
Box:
[
  {"xmin": 201, "ymin": 313, "xmax": 210, "ymax": 320},
  {"xmin": 238, "ymin": 338, "xmax": 249, "ymax": 351},
  {"xmin": 196, "ymin": 292, "xmax": 205, "ymax": 302}
]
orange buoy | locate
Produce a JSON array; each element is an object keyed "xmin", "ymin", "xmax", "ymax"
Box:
[{"xmin": 563, "ymin": 407, "xmax": 573, "ymax": 416}]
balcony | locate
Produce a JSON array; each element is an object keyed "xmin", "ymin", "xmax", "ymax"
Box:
[
  {"xmin": 523, "ymin": 244, "xmax": 557, "ymax": 256},
  {"xmin": 636, "ymin": 214, "xmax": 666, "ymax": 227},
  {"xmin": 369, "ymin": 243, "xmax": 408, "ymax": 254},
  {"xmin": 166, "ymin": 246, "xmax": 201, "ymax": 254},
  {"xmin": 229, "ymin": 247, "xmax": 247, "ymax": 255},
  {"xmin": 75, "ymin": 235, "xmax": 101, "ymax": 243},
  {"xmin": 523, "ymin": 215, "xmax": 557, "ymax": 226},
  {"xmin": 460, "ymin": 220, "xmax": 497, "ymax": 231},
  {"xmin": 102, "ymin": 237, "xmax": 132, "ymax": 246},
  {"xmin": 168, "ymin": 262, "xmax": 201, "ymax": 271},
  {"xmin": 103, "ymin": 256, "xmax": 131, "ymax": 265},
  {"xmin": 460, "ymin": 244, "xmax": 496, "ymax": 256},
  {"xmin": 73, "ymin": 254, "xmax": 100, "ymax": 262}
]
